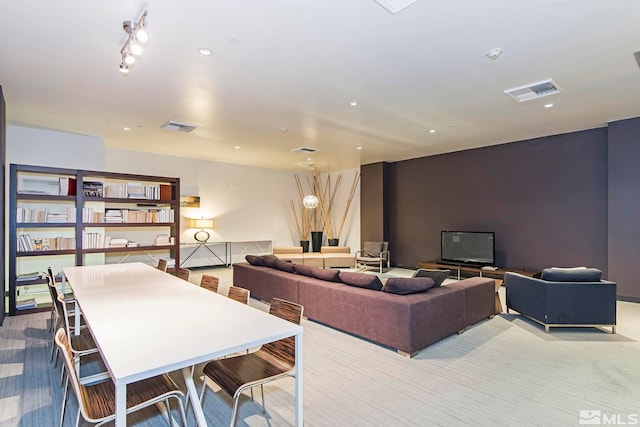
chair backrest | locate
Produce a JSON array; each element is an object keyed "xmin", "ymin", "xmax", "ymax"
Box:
[
  {"xmin": 56, "ymin": 294, "xmax": 75, "ymax": 341},
  {"xmin": 157, "ymin": 258, "xmax": 168, "ymax": 272},
  {"xmin": 200, "ymin": 274, "xmax": 219, "ymax": 293},
  {"xmin": 361, "ymin": 241, "xmax": 389, "ymax": 258},
  {"xmin": 176, "ymin": 268, "xmax": 191, "ymax": 282},
  {"xmin": 54, "ymin": 328, "xmax": 87, "ymax": 414},
  {"xmin": 261, "ymin": 298, "xmax": 304, "ymax": 368},
  {"xmin": 227, "ymin": 286, "xmax": 250, "ymax": 305}
]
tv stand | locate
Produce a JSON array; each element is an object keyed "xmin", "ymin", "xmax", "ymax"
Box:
[
  {"xmin": 419, "ymin": 261, "xmax": 538, "ymax": 314},
  {"xmin": 418, "ymin": 260, "xmax": 536, "ymax": 280}
]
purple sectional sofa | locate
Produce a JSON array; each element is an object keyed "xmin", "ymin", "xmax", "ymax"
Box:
[{"xmin": 233, "ymin": 261, "xmax": 495, "ymax": 357}]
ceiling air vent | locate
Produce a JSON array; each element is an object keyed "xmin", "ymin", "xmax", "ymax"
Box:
[
  {"xmin": 291, "ymin": 147, "xmax": 319, "ymax": 154},
  {"xmin": 503, "ymin": 79, "xmax": 560, "ymax": 102},
  {"xmin": 373, "ymin": 0, "xmax": 420, "ymax": 14},
  {"xmin": 162, "ymin": 121, "xmax": 198, "ymax": 133}
]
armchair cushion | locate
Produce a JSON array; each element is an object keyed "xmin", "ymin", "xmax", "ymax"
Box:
[
  {"xmin": 412, "ymin": 269, "xmax": 450, "ymax": 288},
  {"xmin": 245, "ymin": 255, "xmax": 265, "ymax": 266},
  {"xmin": 363, "ymin": 241, "xmax": 383, "ymax": 257},
  {"xmin": 540, "ymin": 267, "xmax": 602, "ymax": 282},
  {"xmin": 383, "ymin": 277, "xmax": 434, "ymax": 295},
  {"xmin": 339, "ymin": 271, "xmax": 383, "ymax": 290}
]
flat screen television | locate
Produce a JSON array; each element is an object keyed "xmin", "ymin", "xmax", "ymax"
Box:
[{"xmin": 441, "ymin": 231, "xmax": 495, "ymax": 267}]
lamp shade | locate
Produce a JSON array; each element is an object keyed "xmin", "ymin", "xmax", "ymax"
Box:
[{"xmin": 191, "ymin": 218, "xmax": 214, "ymax": 229}]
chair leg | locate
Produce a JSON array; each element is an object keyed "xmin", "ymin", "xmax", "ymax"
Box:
[
  {"xmin": 60, "ymin": 376, "xmax": 68, "ymax": 427},
  {"xmin": 175, "ymin": 395, "xmax": 188, "ymax": 427},
  {"xmin": 230, "ymin": 396, "xmax": 241, "ymax": 427},
  {"xmin": 75, "ymin": 408, "xmax": 81, "ymax": 427},
  {"xmin": 260, "ymin": 384, "xmax": 266, "ymax": 413}
]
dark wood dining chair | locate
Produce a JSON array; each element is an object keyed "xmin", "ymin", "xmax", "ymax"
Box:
[
  {"xmin": 198, "ymin": 298, "xmax": 303, "ymax": 427},
  {"xmin": 55, "ymin": 328, "xmax": 187, "ymax": 427},
  {"xmin": 227, "ymin": 286, "xmax": 250, "ymax": 305},
  {"xmin": 176, "ymin": 267, "xmax": 191, "ymax": 282},
  {"xmin": 200, "ymin": 274, "xmax": 219, "ymax": 293},
  {"xmin": 156, "ymin": 258, "xmax": 168, "ymax": 272}
]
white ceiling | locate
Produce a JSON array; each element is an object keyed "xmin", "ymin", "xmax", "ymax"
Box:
[{"xmin": 2, "ymin": 0, "xmax": 640, "ymax": 171}]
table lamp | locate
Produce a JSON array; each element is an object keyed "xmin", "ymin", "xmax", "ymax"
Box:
[{"xmin": 191, "ymin": 218, "xmax": 214, "ymax": 242}]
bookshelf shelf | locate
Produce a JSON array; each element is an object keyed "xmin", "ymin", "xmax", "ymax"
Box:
[{"xmin": 8, "ymin": 163, "xmax": 181, "ymax": 316}]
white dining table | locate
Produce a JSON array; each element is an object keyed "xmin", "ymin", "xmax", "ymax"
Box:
[{"xmin": 62, "ymin": 262, "xmax": 303, "ymax": 426}]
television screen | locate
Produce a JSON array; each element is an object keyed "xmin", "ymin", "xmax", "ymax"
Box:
[{"xmin": 441, "ymin": 231, "xmax": 495, "ymax": 266}]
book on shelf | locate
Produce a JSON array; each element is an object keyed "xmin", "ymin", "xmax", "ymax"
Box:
[
  {"xmin": 16, "ymin": 271, "xmax": 46, "ymax": 281},
  {"xmin": 160, "ymin": 184, "xmax": 172, "ymax": 200},
  {"xmin": 58, "ymin": 177, "xmax": 77, "ymax": 196},
  {"xmin": 16, "ymin": 298, "xmax": 38, "ymax": 310},
  {"xmin": 153, "ymin": 234, "xmax": 171, "ymax": 245},
  {"xmin": 83, "ymin": 181, "xmax": 103, "ymax": 197}
]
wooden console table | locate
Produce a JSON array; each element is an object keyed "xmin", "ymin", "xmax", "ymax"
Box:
[
  {"xmin": 418, "ymin": 261, "xmax": 536, "ymax": 280},
  {"xmin": 418, "ymin": 261, "xmax": 538, "ymax": 314}
]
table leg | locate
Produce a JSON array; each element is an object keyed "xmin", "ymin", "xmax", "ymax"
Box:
[
  {"xmin": 115, "ymin": 383, "xmax": 126, "ymax": 426},
  {"xmin": 182, "ymin": 366, "xmax": 208, "ymax": 426},
  {"xmin": 295, "ymin": 333, "xmax": 303, "ymax": 427}
]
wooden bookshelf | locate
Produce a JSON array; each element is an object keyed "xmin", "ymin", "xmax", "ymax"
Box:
[{"xmin": 8, "ymin": 164, "xmax": 181, "ymax": 316}]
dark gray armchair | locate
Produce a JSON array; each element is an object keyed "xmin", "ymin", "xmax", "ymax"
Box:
[
  {"xmin": 505, "ymin": 267, "xmax": 616, "ymax": 333},
  {"xmin": 355, "ymin": 241, "xmax": 390, "ymax": 273}
]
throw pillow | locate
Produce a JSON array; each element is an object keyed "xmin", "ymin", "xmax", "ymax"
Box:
[
  {"xmin": 294, "ymin": 264, "xmax": 314, "ymax": 277},
  {"xmin": 363, "ymin": 241, "xmax": 383, "ymax": 257},
  {"xmin": 274, "ymin": 259, "xmax": 296, "ymax": 273},
  {"xmin": 310, "ymin": 267, "xmax": 341, "ymax": 282},
  {"xmin": 245, "ymin": 254, "xmax": 265, "ymax": 266},
  {"xmin": 412, "ymin": 269, "xmax": 450, "ymax": 287},
  {"xmin": 339, "ymin": 271, "xmax": 383, "ymax": 290},
  {"xmin": 262, "ymin": 254, "xmax": 279, "ymax": 268},
  {"xmin": 383, "ymin": 277, "xmax": 435, "ymax": 295},
  {"xmin": 540, "ymin": 267, "xmax": 602, "ymax": 282}
]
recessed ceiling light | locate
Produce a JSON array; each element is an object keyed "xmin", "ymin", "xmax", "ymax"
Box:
[
  {"xmin": 429, "ymin": 129, "xmax": 436, "ymax": 133},
  {"xmin": 349, "ymin": 101, "xmax": 359, "ymax": 107},
  {"xmin": 199, "ymin": 48, "xmax": 212, "ymax": 56},
  {"xmin": 279, "ymin": 127, "xmax": 288, "ymax": 133},
  {"xmin": 544, "ymin": 103, "xmax": 554, "ymax": 108},
  {"xmin": 356, "ymin": 146, "xmax": 363, "ymax": 150},
  {"xmin": 123, "ymin": 127, "xmax": 131, "ymax": 131},
  {"xmin": 230, "ymin": 39, "xmax": 241, "ymax": 46},
  {"xmin": 234, "ymin": 146, "xmax": 241, "ymax": 149}
]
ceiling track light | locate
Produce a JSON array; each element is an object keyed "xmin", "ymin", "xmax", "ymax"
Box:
[{"xmin": 119, "ymin": 10, "xmax": 149, "ymax": 74}]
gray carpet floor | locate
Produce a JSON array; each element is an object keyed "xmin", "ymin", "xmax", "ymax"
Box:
[{"xmin": 1, "ymin": 266, "xmax": 639, "ymax": 426}]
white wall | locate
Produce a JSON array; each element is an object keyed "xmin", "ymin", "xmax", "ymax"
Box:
[
  {"xmin": 6, "ymin": 125, "xmax": 104, "ymax": 170},
  {"xmin": 105, "ymin": 148, "xmax": 313, "ymax": 247}
]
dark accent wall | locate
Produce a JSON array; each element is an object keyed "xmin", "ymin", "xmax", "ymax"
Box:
[
  {"xmin": 360, "ymin": 162, "xmax": 390, "ymax": 249},
  {"xmin": 1, "ymin": 86, "xmax": 5, "ymax": 325},
  {"xmin": 608, "ymin": 117, "xmax": 640, "ymax": 299}
]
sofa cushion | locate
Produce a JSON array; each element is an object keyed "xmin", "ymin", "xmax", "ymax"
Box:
[
  {"xmin": 383, "ymin": 277, "xmax": 435, "ymax": 295},
  {"xmin": 339, "ymin": 271, "xmax": 383, "ymax": 290},
  {"xmin": 262, "ymin": 254, "xmax": 279, "ymax": 268},
  {"xmin": 363, "ymin": 241, "xmax": 383, "ymax": 257},
  {"xmin": 245, "ymin": 254, "xmax": 265, "ymax": 266},
  {"xmin": 294, "ymin": 264, "xmax": 314, "ymax": 277},
  {"xmin": 310, "ymin": 267, "xmax": 341, "ymax": 282},
  {"xmin": 274, "ymin": 259, "xmax": 296, "ymax": 273},
  {"xmin": 540, "ymin": 267, "xmax": 602, "ymax": 282},
  {"xmin": 412, "ymin": 269, "xmax": 450, "ymax": 287}
]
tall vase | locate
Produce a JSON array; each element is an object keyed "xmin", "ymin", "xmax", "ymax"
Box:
[
  {"xmin": 311, "ymin": 231, "xmax": 323, "ymax": 252},
  {"xmin": 300, "ymin": 240, "xmax": 310, "ymax": 253},
  {"xmin": 328, "ymin": 238, "xmax": 339, "ymax": 246}
]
